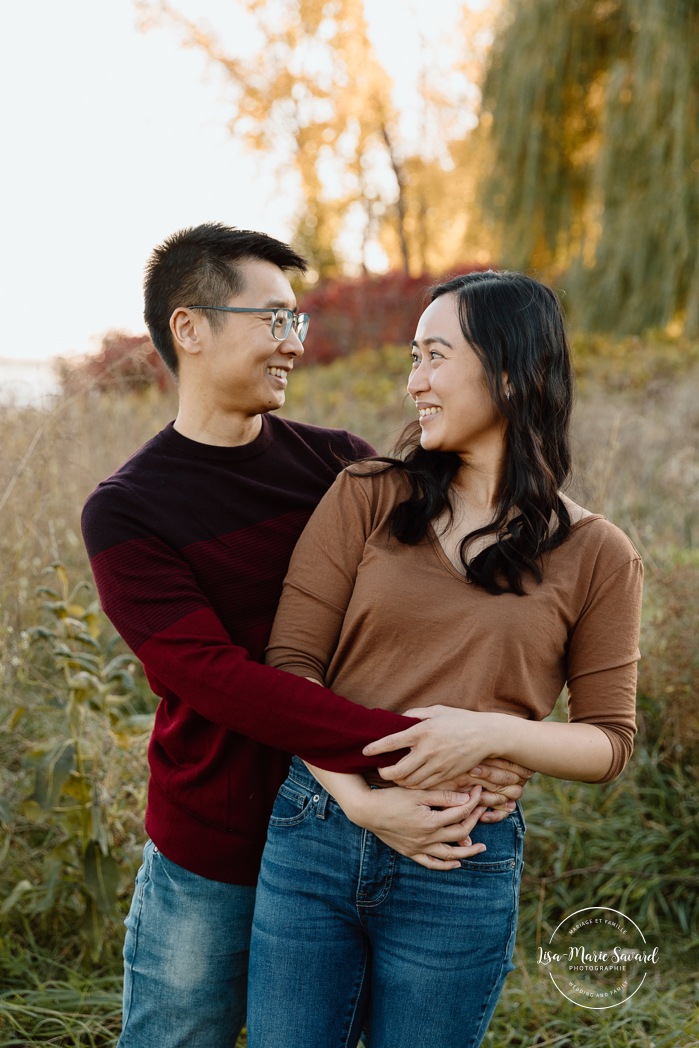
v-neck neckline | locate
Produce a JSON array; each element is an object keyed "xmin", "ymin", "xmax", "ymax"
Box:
[
  {"xmin": 426, "ymin": 522, "xmax": 473, "ymax": 581},
  {"xmin": 426, "ymin": 514, "xmax": 606, "ymax": 583}
]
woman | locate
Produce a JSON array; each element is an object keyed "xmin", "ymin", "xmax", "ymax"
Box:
[{"xmin": 247, "ymin": 271, "xmax": 642, "ymax": 1048}]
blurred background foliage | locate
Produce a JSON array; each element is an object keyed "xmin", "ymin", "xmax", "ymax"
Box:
[
  {"xmin": 2, "ymin": 0, "xmax": 698, "ymax": 1044},
  {"xmin": 131, "ymin": 0, "xmax": 699, "ymax": 334}
]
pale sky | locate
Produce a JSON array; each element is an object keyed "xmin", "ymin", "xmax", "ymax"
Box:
[{"xmin": 2, "ymin": 0, "xmax": 474, "ymax": 363}]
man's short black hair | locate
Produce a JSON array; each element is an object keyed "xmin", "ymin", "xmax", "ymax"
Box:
[{"xmin": 143, "ymin": 222, "xmax": 308, "ymax": 374}]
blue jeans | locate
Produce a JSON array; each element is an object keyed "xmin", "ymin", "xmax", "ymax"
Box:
[
  {"xmin": 247, "ymin": 758, "xmax": 525, "ymax": 1048},
  {"xmin": 117, "ymin": 840, "xmax": 256, "ymax": 1048}
]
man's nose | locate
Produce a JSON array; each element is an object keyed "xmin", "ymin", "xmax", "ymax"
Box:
[{"xmin": 281, "ymin": 328, "xmax": 304, "ymax": 358}]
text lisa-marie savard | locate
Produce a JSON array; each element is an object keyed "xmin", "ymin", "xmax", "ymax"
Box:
[{"xmin": 538, "ymin": 946, "xmax": 659, "ymax": 967}]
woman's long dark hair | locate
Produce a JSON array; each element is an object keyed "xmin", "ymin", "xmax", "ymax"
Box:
[{"xmin": 361, "ymin": 270, "xmax": 574, "ymax": 596}]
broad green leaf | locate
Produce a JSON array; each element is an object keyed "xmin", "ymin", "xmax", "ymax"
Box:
[
  {"xmin": 90, "ymin": 792, "xmax": 110, "ymax": 854},
  {"xmin": 83, "ymin": 840, "xmax": 119, "ymax": 914},
  {"xmin": 33, "ymin": 739, "xmax": 75, "ymax": 808},
  {"xmin": 66, "ymin": 671, "xmax": 102, "ymax": 696},
  {"xmin": 59, "ymin": 652, "xmax": 101, "ymax": 673},
  {"xmin": 51, "ymin": 562, "xmax": 70, "ymax": 596},
  {"xmin": 81, "ymin": 895, "xmax": 105, "ymax": 962}
]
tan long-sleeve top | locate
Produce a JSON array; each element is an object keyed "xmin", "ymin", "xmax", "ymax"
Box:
[{"xmin": 266, "ymin": 466, "xmax": 643, "ymax": 782}]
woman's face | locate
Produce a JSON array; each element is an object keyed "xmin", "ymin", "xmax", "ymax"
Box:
[{"xmin": 408, "ymin": 293, "xmax": 505, "ymax": 460}]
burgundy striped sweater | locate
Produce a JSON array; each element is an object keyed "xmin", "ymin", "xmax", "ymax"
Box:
[{"xmin": 82, "ymin": 415, "xmax": 415, "ymax": 884}]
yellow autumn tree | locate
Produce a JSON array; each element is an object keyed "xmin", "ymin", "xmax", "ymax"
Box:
[{"xmin": 137, "ymin": 0, "xmax": 495, "ymax": 276}]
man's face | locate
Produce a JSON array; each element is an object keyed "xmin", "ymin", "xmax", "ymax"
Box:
[{"xmin": 202, "ymin": 258, "xmax": 305, "ymax": 418}]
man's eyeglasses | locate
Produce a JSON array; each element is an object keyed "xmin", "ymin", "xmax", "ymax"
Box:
[{"xmin": 187, "ymin": 305, "xmax": 310, "ymax": 343}]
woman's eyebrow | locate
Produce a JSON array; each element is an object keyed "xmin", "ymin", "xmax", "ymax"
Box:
[{"xmin": 410, "ymin": 336, "xmax": 453, "ymax": 349}]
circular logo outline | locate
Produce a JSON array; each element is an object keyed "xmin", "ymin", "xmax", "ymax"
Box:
[{"xmin": 544, "ymin": 906, "xmax": 654, "ymax": 1010}]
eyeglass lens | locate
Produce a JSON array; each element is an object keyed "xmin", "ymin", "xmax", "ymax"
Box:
[{"xmin": 272, "ymin": 309, "xmax": 310, "ymax": 342}]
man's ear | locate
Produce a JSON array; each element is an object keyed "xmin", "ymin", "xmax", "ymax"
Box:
[{"xmin": 170, "ymin": 307, "xmax": 202, "ymax": 358}]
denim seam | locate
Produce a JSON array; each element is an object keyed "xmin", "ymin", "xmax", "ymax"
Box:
[
  {"xmin": 268, "ymin": 783, "xmax": 319, "ymax": 827},
  {"xmin": 355, "ymin": 831, "xmax": 397, "ymax": 911},
  {"xmin": 120, "ymin": 842, "xmax": 153, "ymax": 1036},
  {"xmin": 465, "ymin": 845, "xmax": 524, "ymax": 1048},
  {"xmin": 340, "ymin": 945, "xmax": 369, "ymax": 1048}
]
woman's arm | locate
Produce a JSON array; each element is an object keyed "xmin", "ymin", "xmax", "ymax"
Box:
[{"xmin": 362, "ymin": 707, "xmax": 614, "ymax": 789}]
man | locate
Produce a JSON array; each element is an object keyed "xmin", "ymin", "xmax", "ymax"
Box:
[{"xmin": 82, "ymin": 223, "xmax": 526, "ymax": 1047}]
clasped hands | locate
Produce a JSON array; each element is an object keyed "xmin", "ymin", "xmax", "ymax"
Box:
[
  {"xmin": 364, "ymin": 704, "xmax": 526, "ymax": 800},
  {"xmin": 347, "ymin": 705, "xmax": 532, "ymax": 871}
]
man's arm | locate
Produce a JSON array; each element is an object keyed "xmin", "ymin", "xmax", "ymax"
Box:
[
  {"xmin": 82, "ymin": 486, "xmax": 418, "ymax": 774},
  {"xmin": 82, "ymin": 478, "xmax": 535, "ymax": 790}
]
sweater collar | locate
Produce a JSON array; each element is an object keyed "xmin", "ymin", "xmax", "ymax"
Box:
[{"xmin": 162, "ymin": 415, "xmax": 274, "ymax": 461}]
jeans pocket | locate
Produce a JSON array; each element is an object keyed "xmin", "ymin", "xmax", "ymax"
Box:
[
  {"xmin": 459, "ymin": 812, "xmax": 524, "ymax": 872},
  {"xmin": 459, "ymin": 856, "xmax": 518, "ymax": 873},
  {"xmin": 268, "ymin": 781, "xmax": 317, "ymax": 827}
]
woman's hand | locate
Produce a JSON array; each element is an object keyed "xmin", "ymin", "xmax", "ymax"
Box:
[
  {"xmin": 349, "ymin": 785, "xmax": 487, "ymax": 871},
  {"xmin": 303, "ymin": 762, "xmax": 486, "ymax": 870},
  {"xmin": 363, "ymin": 705, "xmax": 497, "ymax": 790},
  {"xmin": 363, "ymin": 705, "xmax": 616, "ymax": 786}
]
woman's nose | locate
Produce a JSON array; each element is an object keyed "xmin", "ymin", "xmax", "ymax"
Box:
[{"xmin": 407, "ymin": 361, "xmax": 429, "ymax": 396}]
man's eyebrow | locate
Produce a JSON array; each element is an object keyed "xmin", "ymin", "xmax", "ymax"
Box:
[
  {"xmin": 410, "ymin": 336, "xmax": 453, "ymax": 349},
  {"xmin": 263, "ymin": 298, "xmax": 297, "ymax": 309}
]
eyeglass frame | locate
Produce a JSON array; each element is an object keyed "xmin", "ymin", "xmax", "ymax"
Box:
[{"xmin": 186, "ymin": 305, "xmax": 310, "ymax": 343}]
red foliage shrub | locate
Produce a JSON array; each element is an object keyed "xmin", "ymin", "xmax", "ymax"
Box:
[
  {"xmin": 299, "ymin": 264, "xmax": 493, "ymax": 364},
  {"xmin": 58, "ymin": 331, "xmax": 173, "ymax": 395}
]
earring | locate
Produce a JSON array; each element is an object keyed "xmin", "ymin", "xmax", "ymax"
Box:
[{"xmin": 506, "ymin": 388, "xmax": 511, "ymax": 401}]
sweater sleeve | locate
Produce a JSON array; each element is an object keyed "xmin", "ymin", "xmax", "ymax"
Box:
[
  {"xmin": 566, "ymin": 551, "xmax": 643, "ymax": 782},
  {"xmin": 82, "ymin": 484, "xmax": 416, "ymax": 774},
  {"xmin": 266, "ymin": 468, "xmax": 377, "ymax": 685}
]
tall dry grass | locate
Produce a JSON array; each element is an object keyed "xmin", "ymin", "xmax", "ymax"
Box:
[
  {"xmin": 0, "ymin": 338, "xmax": 697, "ymax": 1045},
  {"xmin": 0, "ymin": 388, "xmax": 177, "ymax": 634}
]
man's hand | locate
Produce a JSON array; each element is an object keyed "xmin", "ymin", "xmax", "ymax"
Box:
[
  {"xmin": 465, "ymin": 758, "xmax": 534, "ymax": 823},
  {"xmin": 347, "ymin": 785, "xmax": 487, "ymax": 871}
]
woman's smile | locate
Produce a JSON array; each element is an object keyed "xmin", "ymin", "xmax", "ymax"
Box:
[{"xmin": 416, "ymin": 402, "xmax": 443, "ymax": 421}]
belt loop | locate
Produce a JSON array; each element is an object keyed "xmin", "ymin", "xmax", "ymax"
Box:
[{"xmin": 314, "ymin": 788, "xmax": 330, "ymax": 819}]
